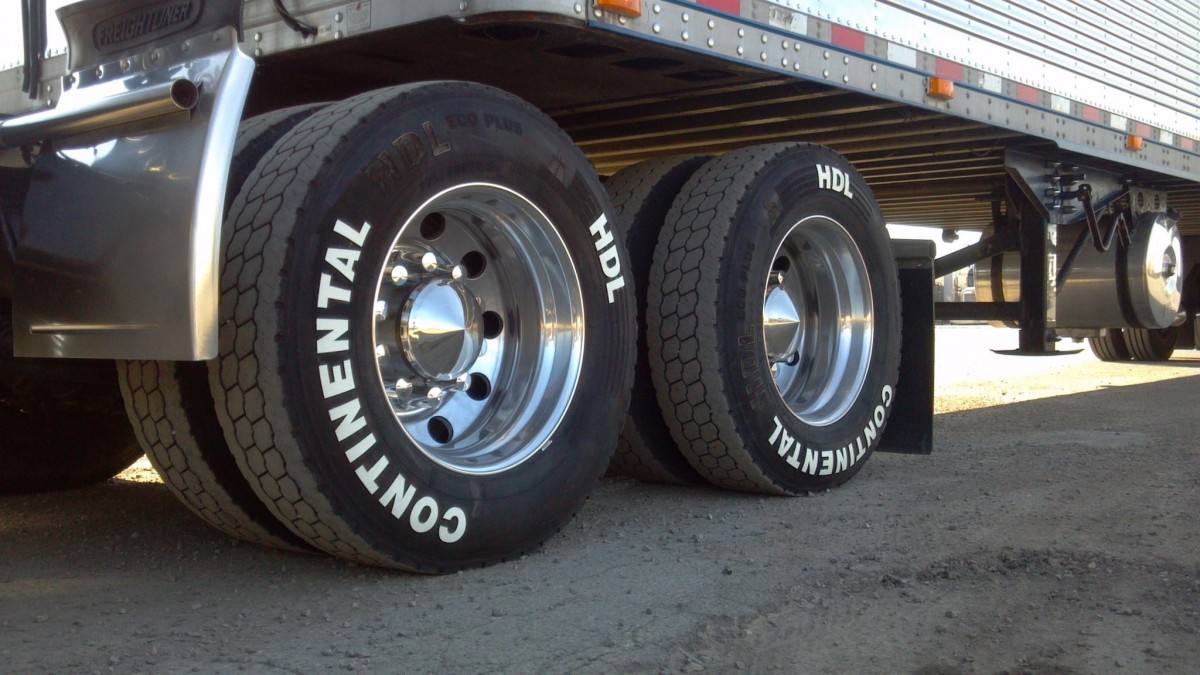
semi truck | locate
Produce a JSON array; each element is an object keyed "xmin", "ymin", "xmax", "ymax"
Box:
[{"xmin": 1, "ymin": 0, "xmax": 1195, "ymax": 571}]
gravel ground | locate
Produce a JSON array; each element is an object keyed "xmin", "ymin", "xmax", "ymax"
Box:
[{"xmin": 1, "ymin": 325, "xmax": 1197, "ymax": 674}]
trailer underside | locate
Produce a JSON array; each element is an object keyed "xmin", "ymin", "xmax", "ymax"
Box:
[{"xmin": 243, "ymin": 16, "xmax": 1200, "ymax": 237}]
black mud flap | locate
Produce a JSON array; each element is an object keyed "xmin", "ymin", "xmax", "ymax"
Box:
[{"xmin": 879, "ymin": 239, "xmax": 935, "ymax": 454}]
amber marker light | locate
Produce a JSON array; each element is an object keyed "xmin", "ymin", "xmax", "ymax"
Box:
[
  {"xmin": 927, "ymin": 76, "xmax": 955, "ymax": 100},
  {"xmin": 1126, "ymin": 135, "xmax": 1145, "ymax": 151},
  {"xmin": 597, "ymin": 0, "xmax": 642, "ymax": 16}
]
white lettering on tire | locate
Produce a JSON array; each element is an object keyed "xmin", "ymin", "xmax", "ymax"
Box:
[
  {"xmin": 769, "ymin": 384, "xmax": 894, "ymax": 475},
  {"xmin": 815, "ymin": 164, "xmax": 854, "ymax": 199},
  {"xmin": 589, "ymin": 214, "xmax": 627, "ymax": 303},
  {"xmin": 313, "ymin": 217, "xmax": 468, "ymax": 543}
]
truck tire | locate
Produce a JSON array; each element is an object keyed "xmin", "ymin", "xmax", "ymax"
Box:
[
  {"xmin": 605, "ymin": 155, "xmax": 710, "ymax": 486},
  {"xmin": 1087, "ymin": 331, "xmax": 1130, "ymax": 361},
  {"xmin": 117, "ymin": 361, "xmax": 307, "ymax": 549},
  {"xmin": 211, "ymin": 82, "xmax": 635, "ymax": 571},
  {"xmin": 648, "ymin": 144, "xmax": 900, "ymax": 495},
  {"xmin": 1123, "ymin": 327, "xmax": 1178, "ymax": 361},
  {"xmin": 116, "ymin": 104, "xmax": 326, "ymax": 550}
]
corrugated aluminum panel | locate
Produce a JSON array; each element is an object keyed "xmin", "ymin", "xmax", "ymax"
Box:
[{"xmin": 794, "ymin": 0, "xmax": 1200, "ymax": 138}]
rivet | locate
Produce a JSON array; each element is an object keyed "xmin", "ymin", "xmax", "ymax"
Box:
[
  {"xmin": 781, "ymin": 57, "xmax": 789, "ymax": 67},
  {"xmin": 181, "ymin": 40, "xmax": 190, "ymax": 53},
  {"xmin": 707, "ymin": 37, "xmax": 715, "ymax": 47},
  {"xmin": 708, "ymin": 20, "xmax": 715, "ymax": 29},
  {"xmin": 653, "ymin": 3, "xmax": 661, "ymax": 13},
  {"xmin": 335, "ymin": 12, "xmax": 343, "ymax": 22},
  {"xmin": 618, "ymin": 16, "xmax": 626, "ymax": 24},
  {"xmin": 793, "ymin": 62, "xmax": 801, "ymax": 71},
  {"xmin": 682, "ymin": 30, "xmax": 689, "ymax": 41},
  {"xmin": 871, "ymin": 82, "xmax": 878, "ymax": 90},
  {"xmin": 782, "ymin": 40, "xmax": 790, "ymax": 50},
  {"xmin": 682, "ymin": 12, "xmax": 689, "ymax": 22},
  {"xmin": 334, "ymin": 30, "xmax": 343, "ymax": 39},
  {"xmin": 737, "ymin": 46, "xmax": 744, "ymax": 56},
  {"xmin": 843, "ymin": 74, "xmax": 849, "ymax": 83},
  {"xmin": 822, "ymin": 69, "xmax": 829, "ymax": 78},
  {"xmin": 254, "ymin": 48, "xmax": 263, "ymax": 57},
  {"xmin": 761, "ymin": 34, "xmax": 769, "ymax": 44},
  {"xmin": 871, "ymin": 64, "xmax": 878, "ymax": 72},
  {"xmin": 594, "ymin": 8, "xmax": 602, "ymax": 18},
  {"xmin": 95, "ymin": 66, "xmax": 104, "ymax": 78},
  {"xmin": 738, "ymin": 28, "xmax": 745, "ymax": 37},
  {"xmin": 843, "ymin": 56, "xmax": 849, "ymax": 65},
  {"xmin": 574, "ymin": 3, "xmax": 582, "ymax": 13},
  {"xmin": 823, "ymin": 50, "xmax": 829, "ymax": 59},
  {"xmin": 652, "ymin": 23, "xmax": 661, "ymax": 33},
  {"xmin": 760, "ymin": 51, "xmax": 767, "ymax": 61}
]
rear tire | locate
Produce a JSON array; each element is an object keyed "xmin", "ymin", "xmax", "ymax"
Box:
[
  {"xmin": 1087, "ymin": 331, "xmax": 1131, "ymax": 361},
  {"xmin": 211, "ymin": 82, "xmax": 635, "ymax": 571},
  {"xmin": 605, "ymin": 156, "xmax": 710, "ymax": 486},
  {"xmin": 116, "ymin": 104, "xmax": 327, "ymax": 550},
  {"xmin": 649, "ymin": 144, "xmax": 900, "ymax": 495}
]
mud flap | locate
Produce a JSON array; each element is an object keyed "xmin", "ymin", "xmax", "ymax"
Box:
[
  {"xmin": 879, "ymin": 239, "xmax": 934, "ymax": 455},
  {"xmin": 11, "ymin": 0, "xmax": 250, "ymax": 360}
]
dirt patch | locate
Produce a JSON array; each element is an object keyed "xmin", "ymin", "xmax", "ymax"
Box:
[{"xmin": 2, "ymin": 327, "xmax": 1198, "ymax": 673}]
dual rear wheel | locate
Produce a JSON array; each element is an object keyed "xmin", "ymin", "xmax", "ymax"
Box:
[{"xmin": 7, "ymin": 83, "xmax": 902, "ymax": 568}]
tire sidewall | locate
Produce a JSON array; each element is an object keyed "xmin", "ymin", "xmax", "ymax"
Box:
[
  {"xmin": 277, "ymin": 85, "xmax": 632, "ymax": 566},
  {"xmin": 719, "ymin": 146, "xmax": 899, "ymax": 491}
]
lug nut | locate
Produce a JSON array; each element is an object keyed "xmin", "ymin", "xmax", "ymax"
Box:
[
  {"xmin": 771, "ymin": 271, "xmax": 785, "ymax": 285},
  {"xmin": 394, "ymin": 378, "xmax": 413, "ymax": 396},
  {"xmin": 391, "ymin": 265, "xmax": 409, "ymax": 285},
  {"xmin": 450, "ymin": 264, "xmax": 464, "ymax": 281},
  {"xmin": 375, "ymin": 301, "xmax": 389, "ymax": 321},
  {"xmin": 421, "ymin": 252, "xmax": 439, "ymax": 272},
  {"xmin": 427, "ymin": 386, "xmax": 445, "ymax": 400}
]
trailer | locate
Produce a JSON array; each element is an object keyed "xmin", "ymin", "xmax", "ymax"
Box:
[{"xmin": 1, "ymin": 0, "xmax": 1196, "ymax": 571}]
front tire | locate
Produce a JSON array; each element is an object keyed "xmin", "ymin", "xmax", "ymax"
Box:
[{"xmin": 212, "ymin": 82, "xmax": 635, "ymax": 571}]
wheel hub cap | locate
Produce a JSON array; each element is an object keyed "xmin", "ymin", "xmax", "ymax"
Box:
[
  {"xmin": 763, "ymin": 285, "xmax": 803, "ymax": 362},
  {"xmin": 401, "ymin": 280, "xmax": 483, "ymax": 380}
]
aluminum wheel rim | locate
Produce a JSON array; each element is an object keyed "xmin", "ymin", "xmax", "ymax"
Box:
[
  {"xmin": 763, "ymin": 215, "xmax": 873, "ymax": 427},
  {"xmin": 371, "ymin": 183, "xmax": 584, "ymax": 475}
]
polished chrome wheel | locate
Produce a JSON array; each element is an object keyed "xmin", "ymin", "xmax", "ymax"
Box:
[
  {"xmin": 763, "ymin": 215, "xmax": 874, "ymax": 427},
  {"xmin": 372, "ymin": 184, "xmax": 585, "ymax": 475}
]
